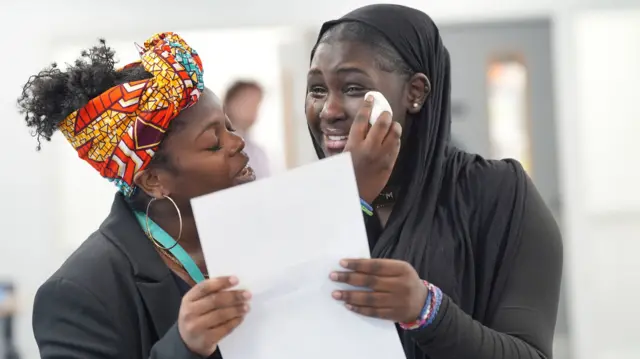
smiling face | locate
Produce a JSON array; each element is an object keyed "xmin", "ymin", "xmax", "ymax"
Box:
[
  {"xmin": 305, "ymin": 41, "xmax": 411, "ymax": 157},
  {"xmin": 134, "ymin": 88, "xmax": 255, "ymax": 207}
]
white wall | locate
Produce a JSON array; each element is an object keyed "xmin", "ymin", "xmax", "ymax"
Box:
[
  {"xmin": 1, "ymin": 1, "xmax": 640, "ymax": 359},
  {"xmin": 567, "ymin": 10, "xmax": 640, "ymax": 359},
  {"xmin": 575, "ymin": 11, "xmax": 640, "ymax": 215}
]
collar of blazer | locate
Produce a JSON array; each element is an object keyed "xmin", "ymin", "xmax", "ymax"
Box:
[{"xmin": 99, "ymin": 193, "xmax": 183, "ymax": 338}]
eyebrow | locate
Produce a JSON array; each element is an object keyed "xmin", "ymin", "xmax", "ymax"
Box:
[
  {"xmin": 307, "ymin": 68, "xmax": 322, "ymax": 77},
  {"xmin": 336, "ymin": 66, "xmax": 369, "ymax": 77},
  {"xmin": 307, "ymin": 66, "xmax": 370, "ymax": 77}
]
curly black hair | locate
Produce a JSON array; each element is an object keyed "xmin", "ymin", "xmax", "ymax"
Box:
[
  {"xmin": 17, "ymin": 39, "xmax": 152, "ymax": 149},
  {"xmin": 17, "ymin": 39, "xmax": 184, "ymax": 210}
]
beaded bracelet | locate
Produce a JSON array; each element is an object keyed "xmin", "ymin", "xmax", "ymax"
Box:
[
  {"xmin": 399, "ymin": 280, "xmax": 443, "ymax": 330},
  {"xmin": 360, "ymin": 198, "xmax": 374, "ymax": 216}
]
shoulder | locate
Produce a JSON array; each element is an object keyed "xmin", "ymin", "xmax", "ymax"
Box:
[
  {"xmin": 455, "ymin": 155, "xmax": 524, "ymax": 195},
  {"xmin": 449, "ymin": 152, "xmax": 560, "ymax": 234},
  {"xmin": 466, "ymin": 157, "xmax": 559, "ymax": 237},
  {"xmin": 32, "ymin": 232, "xmax": 135, "ymax": 357},
  {"xmin": 36, "ymin": 229, "xmax": 132, "ymax": 310},
  {"xmin": 517, "ymin": 173, "xmax": 563, "ymax": 263},
  {"xmin": 448, "ymin": 154, "xmax": 526, "ymax": 221},
  {"xmin": 50, "ymin": 229, "xmax": 130, "ymax": 286},
  {"xmin": 455, "ymin": 154, "xmax": 562, "ymax": 255}
]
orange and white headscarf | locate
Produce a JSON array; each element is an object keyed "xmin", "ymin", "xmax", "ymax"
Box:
[{"xmin": 58, "ymin": 32, "xmax": 204, "ymax": 196}]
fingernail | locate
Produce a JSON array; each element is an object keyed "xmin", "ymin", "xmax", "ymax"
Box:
[
  {"xmin": 332, "ymin": 291, "xmax": 343, "ymax": 300},
  {"xmin": 329, "ymin": 272, "xmax": 339, "ymax": 281},
  {"xmin": 339, "ymin": 260, "xmax": 349, "ymax": 268},
  {"xmin": 365, "ymin": 95, "xmax": 373, "ymax": 103},
  {"xmin": 345, "ymin": 304, "xmax": 353, "ymax": 310},
  {"xmin": 243, "ymin": 291, "xmax": 252, "ymax": 299},
  {"xmin": 229, "ymin": 276, "xmax": 239, "ymax": 285},
  {"xmin": 244, "ymin": 304, "xmax": 250, "ymax": 312}
]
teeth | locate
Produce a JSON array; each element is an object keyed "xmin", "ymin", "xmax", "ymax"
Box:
[{"xmin": 327, "ymin": 135, "xmax": 348, "ymax": 141}]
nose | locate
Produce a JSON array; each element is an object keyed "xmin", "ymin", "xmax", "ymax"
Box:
[
  {"xmin": 319, "ymin": 92, "xmax": 346, "ymax": 123},
  {"xmin": 226, "ymin": 130, "xmax": 246, "ymax": 156}
]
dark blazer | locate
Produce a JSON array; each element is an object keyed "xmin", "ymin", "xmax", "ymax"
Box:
[{"xmin": 33, "ymin": 193, "xmax": 203, "ymax": 359}]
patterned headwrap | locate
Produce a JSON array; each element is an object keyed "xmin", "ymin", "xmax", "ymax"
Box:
[{"xmin": 58, "ymin": 32, "xmax": 204, "ymax": 197}]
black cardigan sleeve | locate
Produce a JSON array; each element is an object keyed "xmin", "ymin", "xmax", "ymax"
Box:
[
  {"xmin": 409, "ymin": 178, "xmax": 563, "ymax": 359},
  {"xmin": 33, "ymin": 277, "xmax": 201, "ymax": 359}
]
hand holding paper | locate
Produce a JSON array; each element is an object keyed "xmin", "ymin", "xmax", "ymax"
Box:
[
  {"xmin": 330, "ymin": 258, "xmax": 428, "ymax": 323},
  {"xmin": 177, "ymin": 276, "xmax": 251, "ymax": 357},
  {"xmin": 191, "ymin": 153, "xmax": 406, "ymax": 359}
]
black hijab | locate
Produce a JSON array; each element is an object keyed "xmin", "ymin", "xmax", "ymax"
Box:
[{"xmin": 310, "ymin": 4, "xmax": 529, "ymax": 324}]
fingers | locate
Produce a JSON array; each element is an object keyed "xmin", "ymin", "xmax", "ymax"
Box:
[
  {"xmin": 345, "ymin": 304, "xmax": 396, "ymax": 320},
  {"xmin": 208, "ymin": 316, "xmax": 245, "ymax": 342},
  {"xmin": 382, "ymin": 121, "xmax": 402, "ymax": 148},
  {"xmin": 365, "ymin": 111, "xmax": 393, "ymax": 146},
  {"xmin": 329, "ymin": 271, "xmax": 395, "ymax": 291},
  {"xmin": 339, "ymin": 259, "xmax": 409, "ymax": 276},
  {"xmin": 332, "ymin": 290, "xmax": 395, "ymax": 308},
  {"xmin": 348, "ymin": 94, "xmax": 374, "ymax": 144},
  {"xmin": 185, "ymin": 276, "xmax": 239, "ymax": 302},
  {"xmin": 186, "ymin": 310, "xmax": 246, "ymax": 346},
  {"xmin": 190, "ymin": 289, "xmax": 251, "ymax": 315},
  {"xmin": 195, "ymin": 303, "xmax": 249, "ymax": 330}
]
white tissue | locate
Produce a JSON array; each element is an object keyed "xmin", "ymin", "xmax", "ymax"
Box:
[{"xmin": 364, "ymin": 91, "xmax": 393, "ymax": 126}]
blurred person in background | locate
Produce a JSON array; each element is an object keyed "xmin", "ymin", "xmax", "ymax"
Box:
[
  {"xmin": 0, "ymin": 283, "xmax": 19, "ymax": 359},
  {"xmin": 223, "ymin": 80, "xmax": 271, "ymax": 179},
  {"xmin": 18, "ymin": 33, "xmax": 254, "ymax": 359},
  {"xmin": 306, "ymin": 4, "xmax": 562, "ymax": 359}
]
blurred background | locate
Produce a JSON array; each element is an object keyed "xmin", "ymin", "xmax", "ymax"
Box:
[{"xmin": 0, "ymin": 0, "xmax": 639, "ymax": 358}]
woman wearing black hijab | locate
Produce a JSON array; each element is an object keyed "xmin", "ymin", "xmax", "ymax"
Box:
[{"xmin": 306, "ymin": 4, "xmax": 562, "ymax": 359}]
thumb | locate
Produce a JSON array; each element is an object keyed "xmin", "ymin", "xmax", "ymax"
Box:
[{"xmin": 346, "ymin": 94, "xmax": 374, "ymax": 148}]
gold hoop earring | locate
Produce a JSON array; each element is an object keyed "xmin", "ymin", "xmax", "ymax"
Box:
[{"xmin": 145, "ymin": 195, "xmax": 183, "ymax": 250}]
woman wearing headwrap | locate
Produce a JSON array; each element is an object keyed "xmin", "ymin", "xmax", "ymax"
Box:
[
  {"xmin": 19, "ymin": 33, "xmax": 253, "ymax": 358},
  {"xmin": 307, "ymin": 5, "xmax": 562, "ymax": 359}
]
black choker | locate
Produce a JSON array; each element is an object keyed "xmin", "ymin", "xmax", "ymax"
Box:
[{"xmin": 374, "ymin": 187, "xmax": 398, "ymax": 208}]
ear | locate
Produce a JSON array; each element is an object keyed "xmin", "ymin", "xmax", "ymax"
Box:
[
  {"xmin": 133, "ymin": 168, "xmax": 168, "ymax": 199},
  {"xmin": 405, "ymin": 73, "xmax": 431, "ymax": 114}
]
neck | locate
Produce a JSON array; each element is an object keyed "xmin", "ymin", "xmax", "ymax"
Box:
[{"xmin": 148, "ymin": 203, "xmax": 203, "ymax": 256}]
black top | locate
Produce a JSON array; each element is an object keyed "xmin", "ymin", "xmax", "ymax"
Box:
[{"xmin": 364, "ymin": 173, "xmax": 562, "ymax": 359}]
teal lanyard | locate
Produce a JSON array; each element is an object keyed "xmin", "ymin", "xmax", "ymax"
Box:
[{"xmin": 133, "ymin": 211, "xmax": 206, "ymax": 284}]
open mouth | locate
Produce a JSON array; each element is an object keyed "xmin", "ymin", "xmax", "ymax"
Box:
[
  {"xmin": 234, "ymin": 163, "xmax": 256, "ymax": 184},
  {"xmin": 323, "ymin": 134, "xmax": 349, "ymax": 153}
]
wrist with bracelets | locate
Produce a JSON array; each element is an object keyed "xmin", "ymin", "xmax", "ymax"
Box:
[
  {"xmin": 360, "ymin": 198, "xmax": 374, "ymax": 216},
  {"xmin": 399, "ymin": 280, "xmax": 443, "ymax": 330},
  {"xmin": 359, "ymin": 202, "xmax": 442, "ymax": 329}
]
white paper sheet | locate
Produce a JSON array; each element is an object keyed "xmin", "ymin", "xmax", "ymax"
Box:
[{"xmin": 191, "ymin": 153, "xmax": 406, "ymax": 359}]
